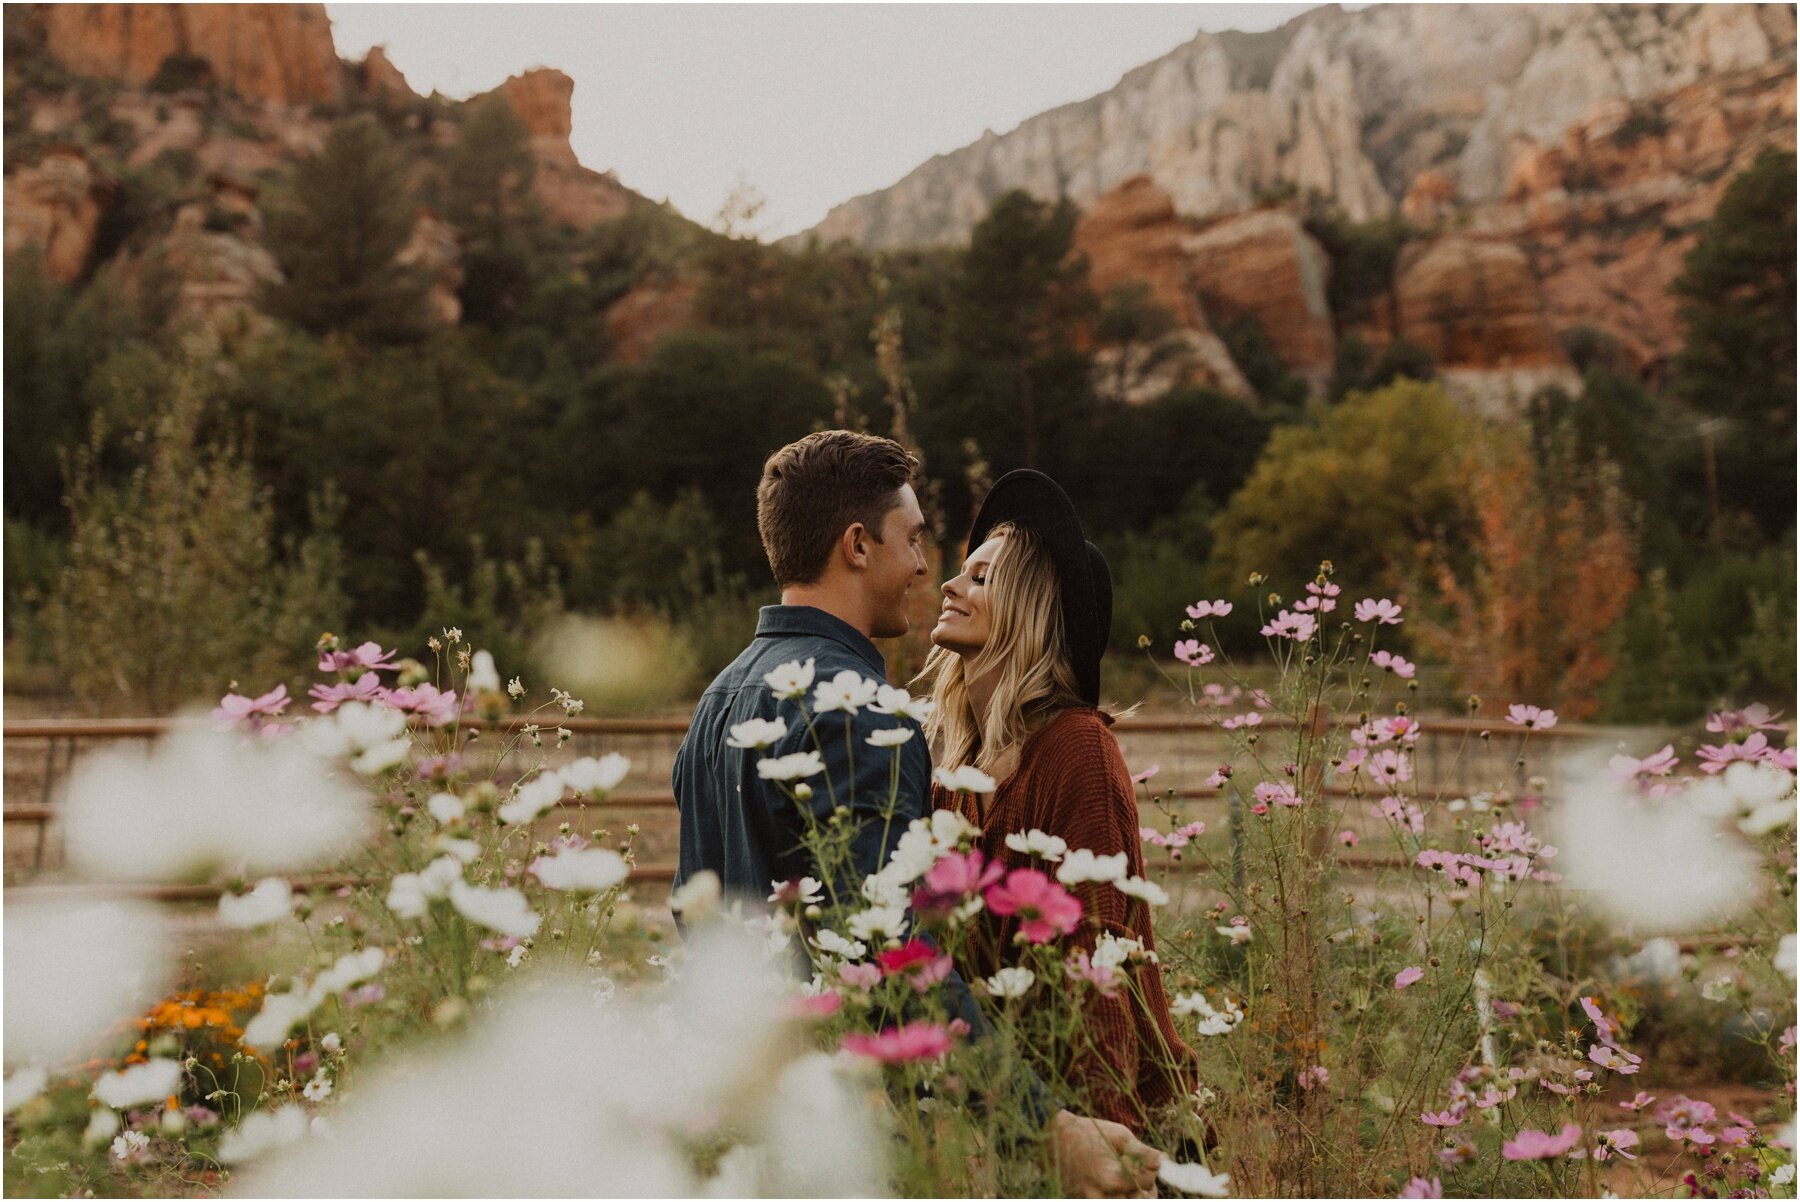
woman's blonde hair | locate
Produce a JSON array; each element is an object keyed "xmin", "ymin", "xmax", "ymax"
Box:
[{"xmin": 912, "ymin": 522, "xmax": 1087, "ymax": 781}]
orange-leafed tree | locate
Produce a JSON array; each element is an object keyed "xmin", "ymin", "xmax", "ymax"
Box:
[{"xmin": 1417, "ymin": 420, "xmax": 1638, "ymax": 720}]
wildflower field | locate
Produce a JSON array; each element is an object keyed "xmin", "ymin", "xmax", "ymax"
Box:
[{"xmin": 4, "ymin": 573, "xmax": 1794, "ymax": 1199}]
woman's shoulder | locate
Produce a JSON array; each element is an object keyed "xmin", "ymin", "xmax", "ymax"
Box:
[{"xmin": 1024, "ymin": 707, "xmax": 1127, "ymax": 774}]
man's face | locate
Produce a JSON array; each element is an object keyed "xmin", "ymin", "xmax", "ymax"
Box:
[{"xmin": 865, "ymin": 485, "xmax": 928, "ymax": 639}]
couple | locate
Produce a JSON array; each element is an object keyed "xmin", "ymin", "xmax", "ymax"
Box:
[{"xmin": 672, "ymin": 430, "xmax": 1198, "ymax": 1197}]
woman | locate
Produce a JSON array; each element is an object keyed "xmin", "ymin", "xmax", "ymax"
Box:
[{"xmin": 913, "ymin": 469, "xmax": 1199, "ymax": 1136}]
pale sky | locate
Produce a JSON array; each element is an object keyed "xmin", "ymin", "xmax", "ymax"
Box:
[{"xmin": 324, "ymin": 3, "xmax": 1332, "ymax": 238}]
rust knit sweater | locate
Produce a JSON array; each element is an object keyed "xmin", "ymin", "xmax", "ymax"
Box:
[{"xmin": 932, "ymin": 706, "xmax": 1199, "ymax": 1132}]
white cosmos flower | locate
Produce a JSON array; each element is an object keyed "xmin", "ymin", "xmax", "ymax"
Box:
[
  {"xmin": 4, "ymin": 1066, "xmax": 48, "ymax": 1114},
  {"xmin": 867, "ymin": 727, "xmax": 915, "ymax": 748},
  {"xmin": 433, "ymin": 834, "xmax": 480, "ymax": 863},
  {"xmin": 219, "ymin": 1104, "xmax": 309, "ymax": 1164},
  {"xmin": 763, "ymin": 658, "xmax": 816, "ymax": 700},
  {"xmin": 1216, "ymin": 924, "xmax": 1253, "ymax": 945},
  {"xmin": 300, "ymin": 700, "xmax": 406, "ymax": 759},
  {"xmin": 92, "ymin": 1058, "xmax": 181, "ymax": 1109},
  {"xmin": 757, "ymin": 752, "xmax": 825, "ymax": 782},
  {"xmin": 1555, "ymin": 758, "xmax": 1761, "ymax": 933},
  {"xmin": 302, "ymin": 1070, "xmax": 333, "ymax": 1103},
  {"xmin": 769, "ymin": 877, "xmax": 824, "ymax": 906},
  {"xmin": 62, "ymin": 721, "xmax": 367, "ymax": 883},
  {"xmin": 1171, "ymin": 991, "xmax": 1244, "ymax": 1036},
  {"xmin": 111, "ymin": 1130, "xmax": 150, "ymax": 1160},
  {"xmin": 531, "ymin": 847, "xmax": 629, "ymax": 893},
  {"xmin": 1092, "ymin": 933, "xmax": 1153, "ymax": 972},
  {"xmin": 1004, "ymin": 829, "xmax": 1068, "ymax": 861},
  {"xmin": 985, "ymin": 967, "xmax": 1036, "ymax": 999},
  {"xmin": 498, "ymin": 773, "xmax": 567, "ymax": 826},
  {"xmin": 320, "ymin": 1032, "xmax": 342, "ymax": 1054},
  {"xmin": 244, "ymin": 989, "xmax": 320, "ymax": 1054},
  {"xmin": 316, "ymin": 948, "xmax": 387, "ymax": 996},
  {"xmin": 1771, "ymin": 1164, "xmax": 1795, "ymax": 1187},
  {"xmin": 82, "ymin": 1108, "xmax": 120, "ymax": 1145},
  {"xmin": 467, "ymin": 650, "xmax": 502, "ymax": 694},
  {"xmin": 449, "ymin": 881, "xmax": 541, "ymax": 938},
  {"xmin": 1057, "ymin": 849, "xmax": 1130, "ymax": 886},
  {"xmin": 560, "ymin": 753, "xmax": 630, "ymax": 798},
  {"xmin": 934, "ymin": 765, "xmax": 997, "ymax": 793},
  {"xmin": 813, "ymin": 670, "xmax": 881, "ymax": 715},
  {"xmin": 846, "ymin": 906, "xmax": 907, "ymax": 944},
  {"xmin": 218, "ymin": 878, "xmax": 293, "ymax": 929},
  {"xmin": 669, "ymin": 871, "xmax": 722, "ymax": 919},
  {"xmin": 1777, "ymin": 934, "xmax": 1795, "ymax": 980},
  {"xmin": 727, "ymin": 718, "xmax": 788, "ymax": 750},
  {"xmin": 386, "ymin": 873, "xmax": 428, "ymax": 919},
  {"xmin": 1725, "ymin": 760, "xmax": 1797, "ymax": 835},
  {"xmin": 870, "ymin": 685, "xmax": 935, "ymax": 723},
  {"xmin": 1157, "ymin": 1158, "xmax": 1232, "ymax": 1197},
  {"xmin": 5, "ymin": 898, "xmax": 169, "ymax": 1068},
  {"xmin": 812, "ymin": 929, "xmax": 867, "ymax": 961},
  {"xmin": 426, "ymin": 792, "xmax": 466, "ymax": 825},
  {"xmin": 1114, "ymin": 875, "xmax": 1170, "ymax": 906}
]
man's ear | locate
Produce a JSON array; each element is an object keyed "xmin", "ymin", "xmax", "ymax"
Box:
[{"xmin": 840, "ymin": 521, "xmax": 871, "ymax": 571}]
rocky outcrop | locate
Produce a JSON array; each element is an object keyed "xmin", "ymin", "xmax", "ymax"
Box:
[
  {"xmin": 604, "ymin": 274, "xmax": 699, "ymax": 364},
  {"xmin": 37, "ymin": 4, "xmax": 345, "ymax": 108},
  {"xmin": 1181, "ymin": 208, "xmax": 1335, "ymax": 387},
  {"xmin": 4, "ymin": 146, "xmax": 111, "ymax": 283},
  {"xmin": 490, "ymin": 68, "xmax": 633, "ymax": 230},
  {"xmin": 396, "ymin": 209, "xmax": 462, "ymax": 328},
  {"xmin": 355, "ymin": 45, "xmax": 417, "ymax": 106},
  {"xmin": 1072, "ymin": 176, "xmax": 1251, "ymax": 401},
  {"xmin": 806, "ymin": 5, "xmax": 1794, "ymax": 251},
  {"xmin": 134, "ymin": 176, "xmax": 284, "ymax": 332}
]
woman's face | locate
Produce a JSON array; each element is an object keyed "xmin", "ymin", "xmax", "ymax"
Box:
[{"xmin": 932, "ymin": 535, "xmax": 1005, "ymax": 656}]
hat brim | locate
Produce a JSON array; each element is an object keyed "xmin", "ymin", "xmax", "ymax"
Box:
[{"xmin": 967, "ymin": 470, "xmax": 1112, "ymax": 706}]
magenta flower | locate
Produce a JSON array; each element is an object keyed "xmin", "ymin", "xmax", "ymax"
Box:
[
  {"xmin": 789, "ymin": 991, "xmax": 844, "ymax": 1019},
  {"xmin": 921, "ymin": 848, "xmax": 1004, "ymax": 900},
  {"xmin": 1502, "ymin": 1124, "xmax": 1584, "ymax": 1161},
  {"xmin": 308, "ymin": 673, "xmax": 386, "ymax": 714},
  {"xmin": 839, "ymin": 1021, "xmax": 953, "ymax": 1064},
  {"xmin": 1395, "ymin": 965, "xmax": 1424, "ymax": 990},
  {"xmin": 1065, "ymin": 950, "xmax": 1122, "ymax": 998},
  {"xmin": 1399, "ymin": 1177, "xmax": 1442, "ymax": 1199},
  {"xmin": 1593, "ymin": 1129, "xmax": 1640, "ymax": 1161},
  {"xmin": 1186, "ymin": 599, "xmax": 1233, "ymax": 619},
  {"xmin": 384, "ymin": 683, "xmax": 461, "ymax": 727},
  {"xmin": 1504, "ymin": 704, "xmax": 1557, "ymax": 729},
  {"xmin": 1370, "ymin": 649, "xmax": 1417, "ymax": 678},
  {"xmin": 838, "ymin": 962, "xmax": 882, "ymax": 992},
  {"xmin": 874, "ymin": 939, "xmax": 953, "ymax": 992},
  {"xmin": 1260, "ymin": 609, "xmax": 1317, "ymax": 642},
  {"xmin": 1354, "ymin": 598, "xmax": 1403, "ymax": 624},
  {"xmin": 213, "ymin": 683, "xmax": 292, "ymax": 726},
  {"xmin": 983, "ymin": 868, "xmax": 1082, "ymax": 943},
  {"xmin": 1174, "ymin": 639, "xmax": 1214, "ymax": 667},
  {"xmin": 318, "ymin": 640, "xmax": 399, "ymax": 675}
]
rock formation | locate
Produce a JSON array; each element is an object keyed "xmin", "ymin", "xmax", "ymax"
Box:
[
  {"xmin": 4, "ymin": 146, "xmax": 110, "ymax": 283},
  {"xmin": 133, "ymin": 175, "xmax": 284, "ymax": 332},
  {"xmin": 396, "ymin": 209, "xmax": 463, "ymax": 328},
  {"xmin": 37, "ymin": 4, "xmax": 345, "ymax": 108},
  {"xmin": 1181, "ymin": 208, "xmax": 1336, "ymax": 388},
  {"xmin": 491, "ymin": 68, "xmax": 633, "ymax": 229},
  {"xmin": 355, "ymin": 45, "xmax": 417, "ymax": 106},
  {"xmin": 604, "ymin": 275, "xmax": 700, "ymax": 365}
]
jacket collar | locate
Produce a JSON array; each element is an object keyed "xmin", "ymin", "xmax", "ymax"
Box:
[{"xmin": 754, "ymin": 605, "xmax": 887, "ymax": 677}]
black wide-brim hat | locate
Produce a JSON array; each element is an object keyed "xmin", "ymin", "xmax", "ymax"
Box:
[{"xmin": 967, "ymin": 469, "xmax": 1113, "ymax": 706}]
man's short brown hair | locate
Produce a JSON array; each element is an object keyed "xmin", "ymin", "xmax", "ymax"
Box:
[{"xmin": 757, "ymin": 430, "xmax": 918, "ymax": 587}]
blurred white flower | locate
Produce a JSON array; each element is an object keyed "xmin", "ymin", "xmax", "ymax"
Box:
[
  {"xmin": 1114, "ymin": 875, "xmax": 1170, "ymax": 906},
  {"xmin": 4, "ymin": 1066, "xmax": 48, "ymax": 1114},
  {"xmin": 5, "ymin": 898, "xmax": 169, "ymax": 1069},
  {"xmin": 1612, "ymin": 937, "xmax": 1685, "ymax": 984},
  {"xmin": 1057, "ymin": 849, "xmax": 1129, "ymax": 886},
  {"xmin": 669, "ymin": 871, "xmax": 722, "ymax": 919},
  {"xmin": 433, "ymin": 835, "xmax": 480, "ymax": 863},
  {"xmin": 449, "ymin": 882, "xmax": 541, "ymax": 939},
  {"xmin": 244, "ymin": 989, "xmax": 319, "ymax": 1054},
  {"xmin": 560, "ymin": 753, "xmax": 631, "ymax": 798},
  {"xmin": 1777, "ymin": 934, "xmax": 1795, "ymax": 980},
  {"xmin": 426, "ymin": 792, "xmax": 466, "ymax": 825},
  {"xmin": 1700, "ymin": 975, "xmax": 1735, "ymax": 1002},
  {"xmin": 726, "ymin": 718, "xmax": 788, "ymax": 750},
  {"xmin": 752, "ymin": 1051, "xmax": 888, "ymax": 1195},
  {"xmin": 813, "ymin": 670, "xmax": 880, "ymax": 716},
  {"xmin": 531, "ymin": 847, "xmax": 629, "ymax": 893},
  {"xmin": 1216, "ymin": 925, "xmax": 1253, "ymax": 945},
  {"xmin": 387, "ymin": 856, "xmax": 464, "ymax": 919},
  {"xmin": 467, "ymin": 650, "xmax": 502, "ymax": 694},
  {"xmin": 111, "ymin": 1130, "xmax": 150, "ymax": 1160},
  {"xmin": 300, "ymin": 700, "xmax": 406, "ymax": 760},
  {"xmin": 1092, "ymin": 933, "xmax": 1153, "ymax": 971},
  {"xmin": 1171, "ymin": 991, "xmax": 1244, "ymax": 1037},
  {"xmin": 867, "ymin": 727, "xmax": 915, "ymax": 748},
  {"xmin": 1772, "ymin": 1164, "xmax": 1795, "ymax": 1186},
  {"xmin": 870, "ymin": 685, "xmax": 934, "ymax": 724},
  {"xmin": 498, "ymin": 773, "xmax": 567, "ymax": 826},
  {"xmin": 1555, "ymin": 758, "xmax": 1761, "ymax": 933},
  {"xmin": 985, "ymin": 967, "xmax": 1036, "ymax": 999},
  {"xmin": 757, "ymin": 752, "xmax": 825, "ymax": 783},
  {"xmin": 219, "ymin": 878, "xmax": 293, "ymax": 929},
  {"xmin": 320, "ymin": 1032, "xmax": 342, "ymax": 1054},
  {"xmin": 220, "ymin": 1104, "xmax": 310, "ymax": 1164},
  {"xmin": 812, "ymin": 929, "xmax": 867, "ymax": 961},
  {"xmin": 62, "ymin": 722, "xmax": 368, "ymax": 883},
  {"xmin": 933, "ymin": 765, "xmax": 996, "ymax": 794},
  {"xmin": 1004, "ymin": 829, "xmax": 1068, "ymax": 861},
  {"xmin": 93, "ymin": 1058, "xmax": 181, "ymax": 1109},
  {"xmin": 316, "ymin": 948, "xmax": 386, "ymax": 996},
  {"xmin": 847, "ymin": 906, "xmax": 907, "ymax": 944},
  {"xmin": 1158, "ymin": 1158, "xmax": 1232, "ymax": 1196},
  {"xmin": 1724, "ymin": 762, "xmax": 1797, "ymax": 835},
  {"xmin": 763, "ymin": 658, "xmax": 816, "ymax": 701}
]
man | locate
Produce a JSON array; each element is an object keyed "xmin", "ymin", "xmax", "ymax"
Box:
[{"xmin": 673, "ymin": 430, "xmax": 1162, "ymax": 1198}]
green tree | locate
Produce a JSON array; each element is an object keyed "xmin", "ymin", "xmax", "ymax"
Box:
[
  {"xmin": 440, "ymin": 92, "xmax": 541, "ymax": 328},
  {"xmin": 1668, "ymin": 147, "xmax": 1796, "ymax": 539},
  {"xmin": 263, "ymin": 117, "xmax": 430, "ymax": 344}
]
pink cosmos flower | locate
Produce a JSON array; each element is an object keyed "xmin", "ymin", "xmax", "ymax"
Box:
[
  {"xmin": 213, "ymin": 683, "xmax": 292, "ymax": 725},
  {"xmin": 1421, "ymin": 1108, "xmax": 1463, "ymax": 1129},
  {"xmin": 1174, "ymin": 640, "xmax": 1214, "ymax": 667},
  {"xmin": 1202, "ymin": 765, "xmax": 1233, "ymax": 788},
  {"xmin": 1354, "ymin": 598, "xmax": 1403, "ymax": 624},
  {"xmin": 1593, "ymin": 1129, "xmax": 1640, "ymax": 1161},
  {"xmin": 789, "ymin": 991, "xmax": 843, "ymax": 1019},
  {"xmin": 1295, "ymin": 580, "xmax": 1341, "ymax": 614},
  {"xmin": 1130, "ymin": 763, "xmax": 1161, "ymax": 785},
  {"xmin": 840, "ymin": 1021, "xmax": 953, "ymax": 1064},
  {"xmin": 1339, "ymin": 830, "xmax": 1360, "ymax": 847},
  {"xmin": 838, "ymin": 962, "xmax": 882, "ymax": 992},
  {"xmin": 1707, "ymin": 704, "xmax": 1785, "ymax": 734},
  {"xmin": 1297, "ymin": 1065, "xmax": 1329, "ymax": 1091},
  {"xmin": 1619, "ymin": 1091, "xmax": 1657, "ymax": 1112},
  {"xmin": 384, "ymin": 683, "xmax": 461, "ymax": 727},
  {"xmin": 1492, "ymin": 1000, "xmax": 1522, "ymax": 1020},
  {"xmin": 1588, "ymin": 1044, "xmax": 1642, "ymax": 1074},
  {"xmin": 1718, "ymin": 1125, "xmax": 1754, "ymax": 1147},
  {"xmin": 1220, "ymin": 712, "xmax": 1263, "ymax": 731},
  {"xmin": 1395, "ymin": 965, "xmax": 1424, "ymax": 990},
  {"xmin": 919, "ymin": 848, "xmax": 1005, "ymax": 902},
  {"xmin": 1657, "ymin": 1096, "xmax": 1717, "ymax": 1144},
  {"xmin": 874, "ymin": 939, "xmax": 953, "ymax": 992},
  {"xmin": 1065, "ymin": 950, "xmax": 1122, "ymax": 997},
  {"xmin": 1254, "ymin": 781, "xmax": 1302, "ymax": 808},
  {"xmin": 1376, "ymin": 796, "xmax": 1423, "ymax": 834},
  {"xmin": 318, "ymin": 641, "xmax": 399, "ymax": 675},
  {"xmin": 344, "ymin": 983, "xmax": 385, "ymax": 1008},
  {"xmin": 1437, "ymin": 1139, "xmax": 1475, "ymax": 1169},
  {"xmin": 1186, "ymin": 600, "xmax": 1233, "ymax": 620},
  {"xmin": 1399, "ymin": 1177, "xmax": 1442, "ymax": 1199},
  {"xmin": 1261, "ymin": 609, "xmax": 1318, "ymax": 642},
  {"xmin": 1502, "ymin": 1124, "xmax": 1584, "ymax": 1161},
  {"xmin": 308, "ymin": 673, "xmax": 386, "ymax": 714},
  {"xmin": 1369, "ymin": 649, "xmax": 1417, "ymax": 678},
  {"xmin": 983, "ymin": 868, "xmax": 1082, "ymax": 943},
  {"xmin": 1696, "ymin": 731, "xmax": 1777, "ymax": 772},
  {"xmin": 1580, "ymin": 996, "xmax": 1622, "ymax": 1047},
  {"xmin": 1504, "ymin": 704, "xmax": 1557, "ymax": 730},
  {"xmin": 1369, "ymin": 749, "xmax": 1413, "ymax": 786},
  {"xmin": 1609, "ymin": 744, "xmax": 1679, "ymax": 780}
]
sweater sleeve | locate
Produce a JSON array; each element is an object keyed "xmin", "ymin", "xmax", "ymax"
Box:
[{"xmin": 1038, "ymin": 716, "xmax": 1152, "ymax": 1129}]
